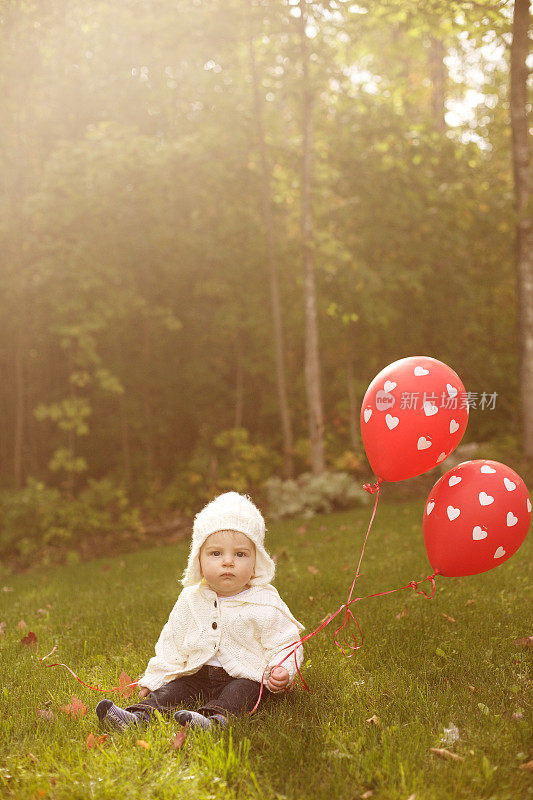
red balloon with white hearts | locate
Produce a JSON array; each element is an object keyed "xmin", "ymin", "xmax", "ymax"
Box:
[
  {"xmin": 360, "ymin": 356, "xmax": 469, "ymax": 482},
  {"xmin": 423, "ymin": 459, "xmax": 531, "ymax": 577}
]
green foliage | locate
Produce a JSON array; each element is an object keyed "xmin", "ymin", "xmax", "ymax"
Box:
[
  {"xmin": 152, "ymin": 429, "xmax": 281, "ymax": 515},
  {"xmin": 0, "ymin": 478, "xmax": 142, "ymax": 567},
  {"xmin": 211, "ymin": 429, "xmax": 280, "ymax": 492},
  {"xmin": 264, "ymin": 470, "xmax": 369, "ymax": 519},
  {"xmin": 0, "ymin": 0, "xmax": 526, "ymax": 508}
]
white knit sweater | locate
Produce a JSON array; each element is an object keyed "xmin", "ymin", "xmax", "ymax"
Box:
[{"xmin": 138, "ymin": 581, "xmax": 305, "ymax": 692}]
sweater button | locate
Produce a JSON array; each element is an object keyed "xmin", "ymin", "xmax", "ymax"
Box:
[
  {"xmin": 212, "ymin": 622, "xmax": 217, "ymax": 630},
  {"xmin": 214, "ymin": 601, "xmax": 217, "ymax": 608}
]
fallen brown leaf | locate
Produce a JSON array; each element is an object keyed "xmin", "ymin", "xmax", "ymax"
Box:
[
  {"xmin": 361, "ymin": 791, "xmax": 374, "ymax": 799},
  {"xmin": 36, "ymin": 708, "xmax": 54, "ymax": 722},
  {"xmin": 465, "ymin": 599, "xmax": 475, "ymax": 606},
  {"xmin": 468, "ymin": 685, "xmax": 476, "ymax": 692},
  {"xmin": 171, "ymin": 727, "xmax": 188, "ymax": 750},
  {"xmin": 366, "ymin": 715, "xmax": 381, "ymax": 727},
  {"xmin": 406, "ymin": 795, "xmax": 417, "ymax": 800},
  {"xmin": 442, "ymin": 613, "xmax": 456, "ymax": 623},
  {"xmin": 429, "ymin": 748, "xmax": 463, "ymax": 762},
  {"xmin": 118, "ymin": 670, "xmax": 137, "ymax": 699},
  {"xmin": 86, "ymin": 733, "xmax": 108, "ymax": 749},
  {"xmin": 2, "ymin": 586, "xmax": 13, "ymax": 592},
  {"xmin": 308, "ymin": 596, "xmax": 314, "ymax": 602},
  {"xmin": 0, "ymin": 621, "xmax": 6, "ymax": 637},
  {"xmin": 137, "ymin": 739, "xmax": 150, "ymax": 749},
  {"xmin": 60, "ymin": 696, "xmax": 87, "ymax": 717},
  {"xmin": 307, "ymin": 565, "xmax": 319, "ymax": 575},
  {"xmin": 513, "ymin": 636, "xmax": 533, "ymax": 648},
  {"xmin": 296, "ymin": 525, "xmax": 306, "ymax": 535},
  {"xmin": 396, "ymin": 605, "xmax": 409, "ymax": 620},
  {"xmin": 26, "ymin": 753, "xmax": 38, "ymax": 763},
  {"xmin": 519, "ymin": 760, "xmax": 533, "ymax": 771},
  {"xmin": 35, "ymin": 608, "xmax": 47, "ymax": 616},
  {"xmin": 17, "ymin": 620, "xmax": 27, "ymax": 629},
  {"xmin": 21, "ymin": 631, "xmax": 37, "ymax": 647}
]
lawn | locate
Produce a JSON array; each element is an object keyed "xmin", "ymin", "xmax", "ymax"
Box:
[{"xmin": 0, "ymin": 498, "xmax": 531, "ymax": 800}]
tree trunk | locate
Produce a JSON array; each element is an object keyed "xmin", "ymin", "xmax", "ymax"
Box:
[
  {"xmin": 299, "ymin": 0, "xmax": 325, "ymax": 474},
  {"xmin": 346, "ymin": 324, "xmax": 359, "ymax": 453},
  {"xmin": 510, "ymin": 0, "xmax": 533, "ymax": 458},
  {"xmin": 247, "ymin": 16, "xmax": 294, "ymax": 477},
  {"xmin": 234, "ymin": 331, "xmax": 244, "ymax": 430},
  {"xmin": 114, "ymin": 339, "xmax": 131, "ymax": 489},
  {"xmin": 14, "ymin": 310, "xmax": 25, "ymax": 489},
  {"xmin": 428, "ymin": 35, "xmax": 447, "ymax": 133},
  {"xmin": 141, "ymin": 314, "xmax": 156, "ymax": 480}
]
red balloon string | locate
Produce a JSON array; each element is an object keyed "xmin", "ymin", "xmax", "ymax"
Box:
[
  {"xmin": 39, "ymin": 646, "xmax": 139, "ymax": 695},
  {"xmin": 336, "ymin": 477, "xmax": 383, "ymax": 654},
  {"xmin": 249, "ymin": 478, "xmax": 438, "ymax": 713}
]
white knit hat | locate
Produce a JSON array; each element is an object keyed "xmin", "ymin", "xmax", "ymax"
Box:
[{"xmin": 181, "ymin": 491, "xmax": 276, "ymax": 587}]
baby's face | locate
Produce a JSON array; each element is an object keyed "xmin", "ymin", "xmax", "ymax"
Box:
[{"xmin": 199, "ymin": 530, "xmax": 256, "ymax": 596}]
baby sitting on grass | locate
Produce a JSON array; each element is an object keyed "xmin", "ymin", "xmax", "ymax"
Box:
[{"xmin": 96, "ymin": 491, "xmax": 304, "ymax": 730}]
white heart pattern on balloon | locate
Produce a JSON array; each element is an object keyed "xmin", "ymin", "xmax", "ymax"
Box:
[
  {"xmin": 447, "ymin": 506, "xmax": 460, "ymax": 521},
  {"xmin": 478, "ymin": 492, "xmax": 494, "ymax": 506}
]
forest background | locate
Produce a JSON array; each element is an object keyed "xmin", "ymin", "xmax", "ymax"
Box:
[{"xmin": 1, "ymin": 0, "xmax": 531, "ymax": 568}]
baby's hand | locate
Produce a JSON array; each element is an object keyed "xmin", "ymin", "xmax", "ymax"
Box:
[
  {"xmin": 267, "ymin": 666, "xmax": 290, "ymax": 692},
  {"xmin": 138, "ymin": 686, "xmax": 150, "ymax": 699}
]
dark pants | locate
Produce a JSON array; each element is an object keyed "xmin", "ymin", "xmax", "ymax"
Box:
[{"xmin": 125, "ymin": 665, "xmax": 264, "ymax": 720}]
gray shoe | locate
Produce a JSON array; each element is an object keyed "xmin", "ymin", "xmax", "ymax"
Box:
[{"xmin": 96, "ymin": 699, "xmax": 142, "ymax": 730}]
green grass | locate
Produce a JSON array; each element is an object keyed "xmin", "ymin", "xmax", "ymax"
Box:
[{"xmin": 1, "ymin": 499, "xmax": 531, "ymax": 800}]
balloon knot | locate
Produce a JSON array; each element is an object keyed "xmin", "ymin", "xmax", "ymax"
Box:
[
  {"xmin": 363, "ymin": 479, "xmax": 383, "ymax": 495},
  {"xmin": 408, "ymin": 580, "xmax": 418, "ymax": 590}
]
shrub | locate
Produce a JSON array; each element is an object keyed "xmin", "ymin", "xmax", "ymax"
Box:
[
  {"xmin": 264, "ymin": 470, "xmax": 368, "ymax": 520},
  {"xmin": 0, "ymin": 477, "xmax": 142, "ymax": 567},
  {"xmin": 153, "ymin": 429, "xmax": 282, "ymax": 515}
]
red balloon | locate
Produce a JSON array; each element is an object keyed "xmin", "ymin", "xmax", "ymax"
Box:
[
  {"xmin": 360, "ymin": 356, "xmax": 469, "ymax": 482},
  {"xmin": 423, "ymin": 460, "xmax": 531, "ymax": 577}
]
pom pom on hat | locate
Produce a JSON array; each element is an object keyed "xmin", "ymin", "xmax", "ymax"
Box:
[{"xmin": 181, "ymin": 492, "xmax": 275, "ymax": 587}]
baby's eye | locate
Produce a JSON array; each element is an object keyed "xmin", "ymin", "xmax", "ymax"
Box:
[
  {"xmin": 236, "ymin": 552, "xmax": 247, "ymax": 558},
  {"xmin": 210, "ymin": 551, "xmax": 221, "ymax": 556}
]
